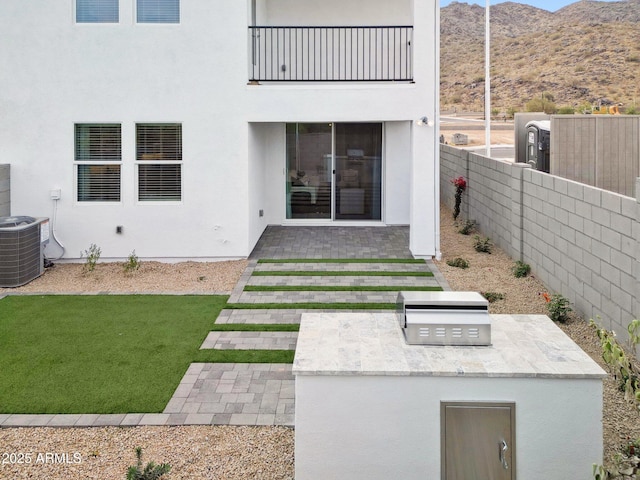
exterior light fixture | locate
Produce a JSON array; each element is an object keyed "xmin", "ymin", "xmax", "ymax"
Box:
[{"xmin": 416, "ymin": 116, "xmax": 433, "ymax": 127}]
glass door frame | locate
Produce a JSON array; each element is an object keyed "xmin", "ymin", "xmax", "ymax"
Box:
[{"xmin": 284, "ymin": 122, "xmax": 384, "ymax": 223}]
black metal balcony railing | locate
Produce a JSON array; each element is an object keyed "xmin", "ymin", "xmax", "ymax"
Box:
[{"xmin": 249, "ymin": 26, "xmax": 413, "ymax": 82}]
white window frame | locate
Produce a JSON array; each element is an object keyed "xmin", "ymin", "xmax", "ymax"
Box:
[
  {"xmin": 136, "ymin": 0, "xmax": 180, "ymax": 24},
  {"xmin": 75, "ymin": 123, "xmax": 122, "ymax": 203},
  {"xmin": 135, "ymin": 123, "xmax": 182, "ymax": 203},
  {"xmin": 75, "ymin": 0, "xmax": 119, "ymax": 23}
]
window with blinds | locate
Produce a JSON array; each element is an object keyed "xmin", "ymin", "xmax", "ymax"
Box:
[
  {"xmin": 137, "ymin": 0, "xmax": 180, "ymax": 23},
  {"xmin": 76, "ymin": 0, "xmax": 119, "ymax": 23},
  {"xmin": 136, "ymin": 124, "xmax": 182, "ymax": 201},
  {"xmin": 75, "ymin": 124, "xmax": 121, "ymax": 202}
]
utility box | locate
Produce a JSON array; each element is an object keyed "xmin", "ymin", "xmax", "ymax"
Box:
[
  {"xmin": 441, "ymin": 402, "xmax": 515, "ymax": 480},
  {"xmin": 451, "ymin": 133, "xmax": 468, "ymax": 145},
  {"xmin": 525, "ymin": 120, "xmax": 550, "ymax": 173}
]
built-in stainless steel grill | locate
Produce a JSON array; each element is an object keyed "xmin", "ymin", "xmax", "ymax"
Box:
[{"xmin": 397, "ymin": 291, "xmax": 491, "ymax": 346}]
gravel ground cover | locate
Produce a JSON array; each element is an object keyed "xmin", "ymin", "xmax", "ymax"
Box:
[
  {"xmin": 0, "ymin": 259, "xmax": 248, "ymax": 295},
  {"xmin": 0, "ymin": 425, "xmax": 294, "ymax": 479},
  {"xmin": 1, "ymin": 208, "xmax": 639, "ymax": 477},
  {"xmin": 435, "ymin": 203, "xmax": 640, "ymax": 468}
]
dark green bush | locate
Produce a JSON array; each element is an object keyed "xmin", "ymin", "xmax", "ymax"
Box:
[
  {"xmin": 512, "ymin": 261, "xmax": 531, "ymax": 278},
  {"xmin": 481, "ymin": 292, "xmax": 505, "ymax": 303},
  {"xmin": 458, "ymin": 220, "xmax": 476, "ymax": 235},
  {"xmin": 446, "ymin": 257, "xmax": 469, "ymax": 269},
  {"xmin": 473, "ymin": 235, "xmax": 492, "ymax": 254},
  {"xmin": 547, "ymin": 294, "xmax": 571, "ymax": 323},
  {"xmin": 127, "ymin": 447, "xmax": 171, "ymax": 480}
]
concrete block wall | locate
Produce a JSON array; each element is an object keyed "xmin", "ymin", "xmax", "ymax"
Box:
[
  {"xmin": 440, "ymin": 144, "xmax": 640, "ymax": 341},
  {"xmin": 0, "ymin": 165, "xmax": 9, "ymax": 216},
  {"xmin": 466, "ymin": 153, "xmax": 524, "ymax": 262}
]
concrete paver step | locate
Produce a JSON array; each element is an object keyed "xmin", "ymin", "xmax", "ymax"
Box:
[
  {"xmin": 232, "ymin": 291, "xmax": 401, "ymax": 304},
  {"xmin": 246, "ymin": 276, "xmax": 438, "ymax": 287},
  {"xmin": 254, "ymin": 262, "xmax": 432, "ymax": 272},
  {"xmin": 200, "ymin": 331, "xmax": 298, "ymax": 350},
  {"xmin": 215, "ymin": 308, "xmax": 394, "ymax": 324}
]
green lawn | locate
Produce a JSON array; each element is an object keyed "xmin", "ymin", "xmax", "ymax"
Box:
[{"xmin": 0, "ymin": 295, "xmax": 227, "ymax": 414}]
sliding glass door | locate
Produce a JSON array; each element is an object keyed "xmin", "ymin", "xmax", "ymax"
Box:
[
  {"xmin": 286, "ymin": 123, "xmax": 332, "ymax": 219},
  {"xmin": 334, "ymin": 123, "xmax": 382, "ymax": 220},
  {"xmin": 286, "ymin": 122, "xmax": 382, "ymax": 221}
]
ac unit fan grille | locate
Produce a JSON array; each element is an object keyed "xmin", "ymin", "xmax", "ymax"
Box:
[{"xmin": 0, "ymin": 222, "xmax": 44, "ymax": 287}]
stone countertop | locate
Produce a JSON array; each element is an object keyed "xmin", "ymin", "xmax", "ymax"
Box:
[{"xmin": 292, "ymin": 313, "xmax": 607, "ymax": 379}]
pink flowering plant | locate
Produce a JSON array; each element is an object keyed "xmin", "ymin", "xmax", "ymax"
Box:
[{"xmin": 451, "ymin": 176, "xmax": 467, "ymax": 220}]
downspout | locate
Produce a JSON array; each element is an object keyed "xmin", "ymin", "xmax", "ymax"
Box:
[{"xmin": 434, "ymin": 0, "xmax": 442, "ymax": 260}]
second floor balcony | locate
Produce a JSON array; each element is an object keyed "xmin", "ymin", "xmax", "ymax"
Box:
[{"xmin": 248, "ymin": 26, "xmax": 413, "ymax": 83}]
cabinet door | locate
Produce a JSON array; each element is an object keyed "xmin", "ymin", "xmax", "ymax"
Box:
[{"xmin": 441, "ymin": 402, "xmax": 515, "ymax": 480}]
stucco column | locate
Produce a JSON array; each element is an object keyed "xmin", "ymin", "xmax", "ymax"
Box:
[
  {"xmin": 410, "ymin": 122, "xmax": 438, "ymax": 258},
  {"xmin": 409, "ymin": 0, "xmax": 439, "ymax": 259}
]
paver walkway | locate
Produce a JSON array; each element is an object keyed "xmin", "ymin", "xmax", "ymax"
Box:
[
  {"xmin": 0, "ymin": 226, "xmax": 447, "ymax": 428},
  {"xmin": 157, "ymin": 226, "xmax": 443, "ymax": 426},
  {"xmin": 163, "ymin": 363, "xmax": 294, "ymax": 426}
]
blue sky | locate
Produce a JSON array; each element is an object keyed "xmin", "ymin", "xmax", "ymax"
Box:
[{"xmin": 441, "ymin": 0, "xmax": 621, "ymax": 13}]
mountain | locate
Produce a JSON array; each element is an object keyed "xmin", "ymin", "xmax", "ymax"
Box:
[{"xmin": 440, "ymin": 0, "xmax": 640, "ymax": 113}]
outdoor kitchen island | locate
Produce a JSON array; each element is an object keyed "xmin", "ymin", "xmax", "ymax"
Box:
[{"xmin": 293, "ymin": 311, "xmax": 606, "ymax": 480}]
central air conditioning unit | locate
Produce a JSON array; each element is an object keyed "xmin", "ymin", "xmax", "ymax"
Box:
[{"xmin": 0, "ymin": 216, "xmax": 50, "ymax": 287}]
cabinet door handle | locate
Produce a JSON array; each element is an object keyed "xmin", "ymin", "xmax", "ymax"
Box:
[{"xmin": 499, "ymin": 439, "xmax": 509, "ymax": 470}]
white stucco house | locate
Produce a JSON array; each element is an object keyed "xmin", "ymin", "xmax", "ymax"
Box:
[{"xmin": 0, "ymin": 0, "xmax": 440, "ymax": 261}]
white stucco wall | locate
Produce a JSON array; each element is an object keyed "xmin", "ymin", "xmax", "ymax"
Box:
[
  {"xmin": 257, "ymin": 0, "xmax": 413, "ymax": 25},
  {"xmin": 295, "ymin": 375, "xmax": 603, "ymax": 479},
  {"xmin": 384, "ymin": 122, "xmax": 412, "ymax": 225},
  {"xmin": 1, "ymin": 0, "xmax": 250, "ymax": 260},
  {"xmin": 0, "ymin": 0, "xmax": 438, "ymax": 259}
]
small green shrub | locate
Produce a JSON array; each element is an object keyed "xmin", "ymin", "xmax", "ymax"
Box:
[
  {"xmin": 592, "ymin": 463, "xmax": 608, "ymax": 480},
  {"xmin": 512, "ymin": 261, "xmax": 531, "ymax": 278},
  {"xmin": 81, "ymin": 243, "xmax": 101, "ymax": 273},
  {"xmin": 557, "ymin": 106, "xmax": 575, "ymax": 114},
  {"xmin": 451, "ymin": 176, "xmax": 467, "ymax": 221},
  {"xmin": 123, "ymin": 250, "xmax": 140, "ymax": 274},
  {"xmin": 627, "ymin": 318, "xmax": 640, "ymax": 359},
  {"xmin": 525, "ymin": 96, "xmax": 557, "ymax": 114},
  {"xmin": 446, "ymin": 257, "xmax": 469, "ymax": 269},
  {"xmin": 547, "ymin": 294, "xmax": 571, "ymax": 323},
  {"xmin": 591, "ymin": 318, "xmax": 640, "ymax": 479},
  {"xmin": 482, "ymin": 292, "xmax": 504, "ymax": 303},
  {"xmin": 622, "ymin": 438, "xmax": 640, "ymax": 457},
  {"xmin": 473, "ymin": 235, "xmax": 492, "ymax": 254},
  {"xmin": 127, "ymin": 447, "xmax": 171, "ymax": 480},
  {"xmin": 458, "ymin": 220, "xmax": 476, "ymax": 235}
]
